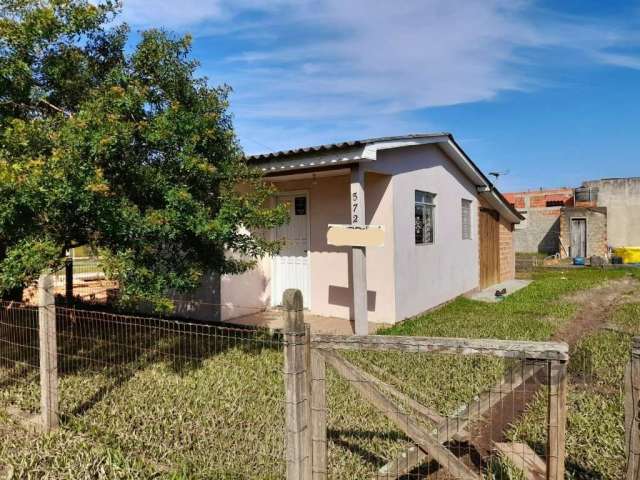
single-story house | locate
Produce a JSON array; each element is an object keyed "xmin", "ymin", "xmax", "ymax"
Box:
[
  {"xmin": 207, "ymin": 133, "xmax": 522, "ymax": 332},
  {"xmin": 208, "ymin": 133, "xmax": 522, "ymax": 334}
]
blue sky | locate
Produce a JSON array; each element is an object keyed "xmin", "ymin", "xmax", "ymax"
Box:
[{"xmin": 121, "ymin": 0, "xmax": 640, "ymax": 192}]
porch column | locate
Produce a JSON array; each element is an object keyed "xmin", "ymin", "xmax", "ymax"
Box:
[{"xmin": 350, "ymin": 164, "xmax": 368, "ymax": 335}]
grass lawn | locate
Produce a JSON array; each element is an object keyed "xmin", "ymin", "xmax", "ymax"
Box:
[
  {"xmin": 1, "ymin": 267, "xmax": 638, "ymax": 479},
  {"xmin": 509, "ymin": 297, "xmax": 640, "ymax": 480},
  {"xmin": 382, "ymin": 267, "xmax": 636, "ymax": 339}
]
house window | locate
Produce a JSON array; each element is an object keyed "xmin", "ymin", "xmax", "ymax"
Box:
[
  {"xmin": 294, "ymin": 196, "xmax": 306, "ymax": 215},
  {"xmin": 545, "ymin": 200, "xmax": 564, "ymax": 207},
  {"xmin": 461, "ymin": 199, "xmax": 472, "ymax": 240},
  {"xmin": 415, "ymin": 191, "xmax": 435, "ymax": 244}
]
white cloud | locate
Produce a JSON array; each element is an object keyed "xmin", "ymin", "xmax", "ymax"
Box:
[
  {"xmin": 116, "ymin": 0, "xmax": 640, "ymax": 152},
  {"xmin": 593, "ymin": 51, "xmax": 640, "ymax": 70},
  {"xmin": 119, "ymin": 0, "xmax": 225, "ymax": 28},
  {"xmin": 119, "ymin": 0, "xmax": 304, "ymax": 29}
]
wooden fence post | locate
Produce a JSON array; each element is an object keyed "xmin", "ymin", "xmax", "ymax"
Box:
[
  {"xmin": 284, "ymin": 289, "xmax": 311, "ymax": 480},
  {"xmin": 546, "ymin": 359, "xmax": 567, "ymax": 480},
  {"xmin": 38, "ymin": 272, "xmax": 58, "ymax": 432},
  {"xmin": 310, "ymin": 348, "xmax": 327, "ymax": 479},
  {"xmin": 625, "ymin": 337, "xmax": 640, "ymax": 480},
  {"xmin": 64, "ymin": 258, "xmax": 73, "ymax": 305}
]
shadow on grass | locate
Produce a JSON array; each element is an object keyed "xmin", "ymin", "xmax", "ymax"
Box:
[
  {"xmin": 1, "ymin": 301, "xmax": 283, "ymax": 418},
  {"xmin": 62, "ymin": 368, "xmax": 136, "ymax": 420},
  {"xmin": 328, "ymin": 429, "xmax": 488, "ymax": 476},
  {"xmin": 522, "ymin": 440, "xmax": 609, "ymax": 480}
]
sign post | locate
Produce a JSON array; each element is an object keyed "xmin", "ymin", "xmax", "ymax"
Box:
[{"xmin": 350, "ymin": 166, "xmax": 367, "ymax": 335}]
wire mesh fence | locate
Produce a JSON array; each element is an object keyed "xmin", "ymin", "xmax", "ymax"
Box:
[
  {"xmin": 2, "ymin": 277, "xmax": 639, "ymax": 480},
  {"xmin": 53, "ymin": 306, "xmax": 288, "ymax": 478},
  {"xmin": 0, "ymin": 293, "xmax": 289, "ymax": 478},
  {"xmin": 306, "ymin": 339, "xmax": 567, "ymax": 480},
  {"xmin": 0, "ymin": 301, "xmax": 40, "ymax": 412},
  {"xmin": 0, "ymin": 294, "xmax": 572, "ymax": 480}
]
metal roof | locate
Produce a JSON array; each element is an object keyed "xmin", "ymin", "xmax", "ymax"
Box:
[
  {"xmin": 246, "ymin": 132, "xmax": 523, "ymax": 222},
  {"xmin": 246, "ymin": 133, "xmax": 451, "ymax": 162}
]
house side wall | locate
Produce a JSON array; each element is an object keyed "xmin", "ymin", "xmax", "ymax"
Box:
[
  {"xmin": 498, "ymin": 215, "xmax": 516, "ymax": 281},
  {"xmin": 371, "ymin": 144, "xmax": 480, "ymax": 321},
  {"xmin": 583, "ymin": 178, "xmax": 640, "ymax": 247},
  {"xmin": 220, "ymin": 257, "xmax": 271, "ymax": 321},
  {"xmin": 364, "ymin": 172, "xmax": 397, "ymax": 323}
]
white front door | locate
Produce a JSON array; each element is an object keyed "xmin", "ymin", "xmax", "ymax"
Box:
[{"xmin": 272, "ymin": 193, "xmax": 310, "ymax": 308}]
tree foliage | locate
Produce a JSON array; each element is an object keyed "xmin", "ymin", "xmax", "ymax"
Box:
[{"xmin": 0, "ymin": 0, "xmax": 286, "ymax": 308}]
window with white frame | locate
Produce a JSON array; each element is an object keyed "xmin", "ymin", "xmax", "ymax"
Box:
[
  {"xmin": 461, "ymin": 199, "xmax": 472, "ymax": 240},
  {"xmin": 415, "ymin": 191, "xmax": 435, "ymax": 244}
]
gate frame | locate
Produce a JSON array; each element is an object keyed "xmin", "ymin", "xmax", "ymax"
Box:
[
  {"xmin": 283, "ymin": 288, "xmax": 569, "ymax": 480},
  {"xmin": 625, "ymin": 337, "xmax": 640, "ymax": 480}
]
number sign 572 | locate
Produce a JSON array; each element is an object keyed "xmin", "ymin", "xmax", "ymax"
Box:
[{"xmin": 352, "ymin": 192, "xmax": 360, "ymax": 224}]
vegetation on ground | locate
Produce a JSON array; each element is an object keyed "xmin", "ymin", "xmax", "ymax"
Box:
[
  {"xmin": 1, "ymin": 268, "xmax": 638, "ymax": 478},
  {"xmin": 382, "ymin": 267, "xmax": 634, "ymax": 339},
  {"xmin": 510, "ymin": 299, "xmax": 640, "ymax": 480}
]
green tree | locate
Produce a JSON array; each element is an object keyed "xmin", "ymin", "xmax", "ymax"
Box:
[{"xmin": 0, "ymin": 0, "xmax": 286, "ymax": 308}]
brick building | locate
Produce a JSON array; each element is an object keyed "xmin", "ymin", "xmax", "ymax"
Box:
[
  {"xmin": 505, "ymin": 186, "xmax": 609, "ymax": 258},
  {"xmin": 503, "ymin": 188, "xmax": 574, "ymax": 254},
  {"xmin": 559, "ymin": 207, "xmax": 608, "ymax": 258}
]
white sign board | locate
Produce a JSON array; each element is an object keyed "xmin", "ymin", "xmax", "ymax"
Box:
[{"xmin": 327, "ymin": 224, "xmax": 384, "ymax": 247}]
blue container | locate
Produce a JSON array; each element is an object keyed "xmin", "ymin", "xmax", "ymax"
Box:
[{"xmin": 573, "ymin": 256, "xmax": 586, "ymax": 266}]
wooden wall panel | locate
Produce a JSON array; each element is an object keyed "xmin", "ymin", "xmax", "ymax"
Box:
[{"xmin": 479, "ymin": 208, "xmax": 500, "ymax": 289}]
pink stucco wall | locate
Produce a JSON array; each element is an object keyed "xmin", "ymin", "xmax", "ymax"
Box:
[
  {"xmin": 220, "ymin": 172, "xmax": 397, "ymax": 324},
  {"xmin": 371, "ymin": 144, "xmax": 480, "ymax": 320},
  {"xmin": 220, "ymin": 257, "xmax": 271, "ymax": 321},
  {"xmin": 259, "ymin": 173, "xmax": 397, "ymax": 324},
  {"xmin": 221, "ymin": 143, "xmax": 484, "ymax": 324}
]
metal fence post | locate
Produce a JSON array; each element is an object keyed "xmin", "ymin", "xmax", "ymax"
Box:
[
  {"xmin": 283, "ymin": 289, "xmax": 311, "ymax": 480},
  {"xmin": 38, "ymin": 272, "xmax": 59, "ymax": 431},
  {"xmin": 65, "ymin": 257, "xmax": 73, "ymax": 305},
  {"xmin": 547, "ymin": 359, "xmax": 567, "ymax": 480},
  {"xmin": 625, "ymin": 337, "xmax": 640, "ymax": 480}
]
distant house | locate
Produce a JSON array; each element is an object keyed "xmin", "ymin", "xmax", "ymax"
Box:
[
  {"xmin": 505, "ymin": 177, "xmax": 640, "ymax": 259},
  {"xmin": 503, "ymin": 188, "xmax": 574, "ymax": 255},
  {"xmin": 581, "ymin": 178, "xmax": 640, "ymax": 249},
  {"xmin": 209, "ymin": 133, "xmax": 522, "ymax": 331}
]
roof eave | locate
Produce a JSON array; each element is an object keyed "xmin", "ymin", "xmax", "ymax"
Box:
[{"xmin": 247, "ymin": 133, "xmax": 523, "ymax": 223}]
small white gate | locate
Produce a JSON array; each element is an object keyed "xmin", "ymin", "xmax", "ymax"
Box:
[{"xmin": 272, "ymin": 193, "xmax": 310, "ymax": 308}]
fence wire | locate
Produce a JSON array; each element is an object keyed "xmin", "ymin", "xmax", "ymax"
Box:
[
  {"xmin": 2, "ymin": 291, "xmax": 638, "ymax": 479},
  {"xmin": 0, "ymin": 299, "xmax": 288, "ymax": 478},
  {"xmin": 319, "ymin": 349, "xmax": 559, "ymax": 480},
  {"xmin": 0, "ymin": 301, "xmax": 40, "ymax": 412},
  {"xmin": 54, "ymin": 306, "xmax": 287, "ymax": 478}
]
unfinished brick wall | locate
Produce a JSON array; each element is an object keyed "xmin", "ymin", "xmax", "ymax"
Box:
[
  {"xmin": 499, "ymin": 216, "xmax": 515, "ymax": 282},
  {"xmin": 504, "ymin": 188, "xmax": 574, "ymax": 254}
]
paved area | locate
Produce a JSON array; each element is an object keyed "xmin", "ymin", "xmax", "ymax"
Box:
[
  {"xmin": 231, "ymin": 309, "xmax": 382, "ymax": 335},
  {"xmin": 466, "ymin": 279, "xmax": 533, "ymax": 303}
]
